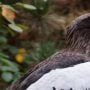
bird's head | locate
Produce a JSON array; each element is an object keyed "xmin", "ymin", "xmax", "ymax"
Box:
[{"xmin": 66, "ymin": 13, "xmax": 90, "ymax": 55}]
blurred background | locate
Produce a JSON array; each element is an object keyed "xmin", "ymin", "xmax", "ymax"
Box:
[{"xmin": 0, "ymin": 0, "xmax": 90, "ymax": 89}]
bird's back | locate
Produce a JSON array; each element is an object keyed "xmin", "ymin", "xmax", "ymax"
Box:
[{"xmin": 27, "ymin": 62, "xmax": 90, "ymax": 90}]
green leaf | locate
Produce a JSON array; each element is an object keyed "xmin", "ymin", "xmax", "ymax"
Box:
[
  {"xmin": 0, "ymin": 36, "xmax": 7, "ymax": 44},
  {"xmin": 0, "ymin": 56, "xmax": 18, "ymax": 68},
  {"xmin": 1, "ymin": 72, "xmax": 13, "ymax": 82},
  {"xmin": 0, "ymin": 65, "xmax": 19, "ymax": 72},
  {"xmin": 16, "ymin": 3, "xmax": 37, "ymax": 10},
  {"xmin": 0, "ymin": 66, "xmax": 13, "ymax": 72},
  {"xmin": 8, "ymin": 23, "xmax": 23, "ymax": 33},
  {"xmin": 8, "ymin": 46, "xmax": 18, "ymax": 54},
  {"xmin": 0, "ymin": 53, "xmax": 9, "ymax": 58},
  {"xmin": 23, "ymin": 4, "xmax": 37, "ymax": 10}
]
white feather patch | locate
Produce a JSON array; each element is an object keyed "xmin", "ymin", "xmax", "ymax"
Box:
[{"xmin": 27, "ymin": 62, "xmax": 90, "ymax": 90}]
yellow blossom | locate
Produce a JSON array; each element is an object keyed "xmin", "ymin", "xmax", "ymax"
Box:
[
  {"xmin": 15, "ymin": 54, "xmax": 24, "ymax": 63},
  {"xmin": 15, "ymin": 48, "xmax": 26, "ymax": 63},
  {"xmin": 17, "ymin": 48, "xmax": 26, "ymax": 54}
]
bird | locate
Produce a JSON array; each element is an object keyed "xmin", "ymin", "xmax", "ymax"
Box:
[
  {"xmin": 7, "ymin": 52, "xmax": 89, "ymax": 90},
  {"xmin": 7, "ymin": 13, "xmax": 90, "ymax": 90}
]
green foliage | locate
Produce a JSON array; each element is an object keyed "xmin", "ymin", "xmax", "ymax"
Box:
[
  {"xmin": 26, "ymin": 41, "xmax": 57, "ymax": 62},
  {"xmin": 0, "ymin": 0, "xmax": 58, "ymax": 85},
  {"xmin": 0, "ymin": 2, "xmax": 24, "ymax": 83},
  {"xmin": 16, "ymin": 0, "xmax": 49, "ymax": 17},
  {"xmin": 17, "ymin": 3, "xmax": 37, "ymax": 10},
  {"xmin": 32, "ymin": 0, "xmax": 49, "ymax": 15},
  {"xmin": 0, "ymin": 36, "xmax": 7, "ymax": 44},
  {"xmin": 0, "ymin": 53, "xmax": 20, "ymax": 82},
  {"xmin": 0, "ymin": 6, "xmax": 23, "ymax": 33},
  {"xmin": 1, "ymin": 72, "xmax": 13, "ymax": 82},
  {"xmin": 8, "ymin": 23, "xmax": 23, "ymax": 33},
  {"xmin": 0, "ymin": 0, "xmax": 60, "ymax": 88}
]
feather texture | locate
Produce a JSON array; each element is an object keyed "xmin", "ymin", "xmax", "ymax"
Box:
[{"xmin": 27, "ymin": 62, "xmax": 90, "ymax": 90}]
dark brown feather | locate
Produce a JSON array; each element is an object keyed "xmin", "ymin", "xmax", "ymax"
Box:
[{"xmin": 66, "ymin": 13, "xmax": 90, "ymax": 54}]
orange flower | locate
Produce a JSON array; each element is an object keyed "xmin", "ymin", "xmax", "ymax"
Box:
[{"xmin": 1, "ymin": 5, "xmax": 16, "ymax": 22}]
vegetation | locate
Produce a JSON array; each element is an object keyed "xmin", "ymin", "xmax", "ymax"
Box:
[{"xmin": 0, "ymin": 0, "xmax": 90, "ymax": 89}]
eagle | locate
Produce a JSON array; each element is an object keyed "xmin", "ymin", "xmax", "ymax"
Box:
[{"xmin": 7, "ymin": 13, "xmax": 90, "ymax": 90}]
